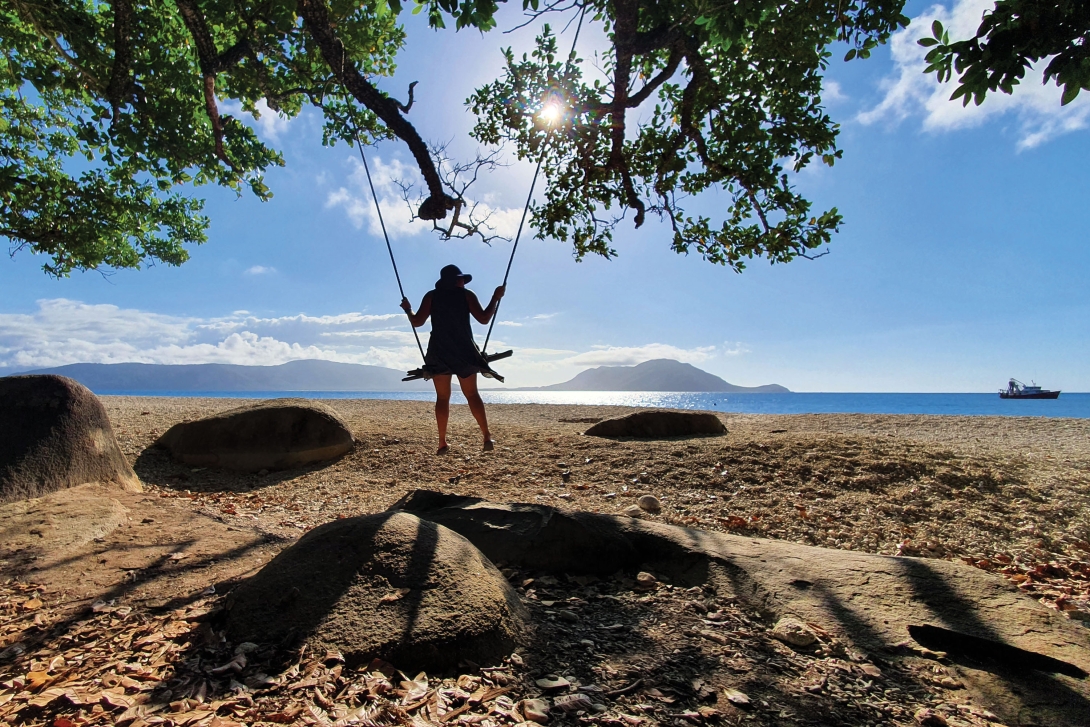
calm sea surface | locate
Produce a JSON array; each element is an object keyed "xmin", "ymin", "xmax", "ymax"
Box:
[{"xmin": 98, "ymin": 390, "xmax": 1090, "ymax": 419}]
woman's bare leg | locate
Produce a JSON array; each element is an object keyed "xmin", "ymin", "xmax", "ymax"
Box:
[
  {"xmin": 458, "ymin": 374, "xmax": 493, "ymax": 448},
  {"xmin": 432, "ymin": 375, "xmax": 452, "ymax": 453}
]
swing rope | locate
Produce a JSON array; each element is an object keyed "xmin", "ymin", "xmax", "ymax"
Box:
[
  {"xmin": 481, "ymin": 155, "xmax": 540, "ymax": 353},
  {"xmin": 481, "ymin": 3, "xmax": 586, "ymax": 354},
  {"xmin": 354, "ymin": 3, "xmax": 587, "ymax": 368},
  {"xmin": 353, "ymin": 131, "xmax": 427, "ymax": 363}
]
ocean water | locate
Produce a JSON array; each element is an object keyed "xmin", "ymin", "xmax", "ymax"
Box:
[{"xmin": 98, "ymin": 390, "xmax": 1090, "ymax": 419}]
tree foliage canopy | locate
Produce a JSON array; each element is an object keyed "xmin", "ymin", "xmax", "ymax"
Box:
[
  {"xmin": 2, "ymin": 0, "xmax": 916, "ymax": 276},
  {"xmin": 920, "ymin": 1, "xmax": 1090, "ymax": 108}
]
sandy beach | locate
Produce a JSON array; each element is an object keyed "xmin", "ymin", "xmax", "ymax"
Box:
[
  {"xmin": 109, "ymin": 397, "xmax": 1090, "ymax": 586},
  {"xmin": 3, "ymin": 397, "xmax": 1090, "ymax": 727}
]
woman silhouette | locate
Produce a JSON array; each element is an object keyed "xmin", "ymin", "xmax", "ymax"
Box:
[{"xmin": 401, "ymin": 264, "xmax": 505, "ymax": 454}]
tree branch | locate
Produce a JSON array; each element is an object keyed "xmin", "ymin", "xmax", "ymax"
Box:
[
  {"xmin": 607, "ymin": 0, "xmax": 645, "ymax": 227},
  {"xmin": 625, "ymin": 46, "xmax": 683, "ymax": 108},
  {"xmin": 106, "ymin": 0, "xmax": 134, "ymax": 124},
  {"xmin": 297, "ymin": 0, "xmax": 454, "ymax": 220},
  {"xmin": 10, "ymin": 0, "xmax": 104, "ymax": 91},
  {"xmin": 174, "ymin": 0, "xmax": 239, "ymax": 170}
]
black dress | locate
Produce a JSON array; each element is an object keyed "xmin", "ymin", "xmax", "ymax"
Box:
[{"xmin": 424, "ymin": 284, "xmax": 490, "ymax": 378}]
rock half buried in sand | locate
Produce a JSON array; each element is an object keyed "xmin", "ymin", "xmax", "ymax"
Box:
[
  {"xmin": 0, "ymin": 375, "xmax": 140, "ymax": 503},
  {"xmin": 225, "ymin": 511, "xmax": 526, "ymax": 672},
  {"xmin": 156, "ymin": 398, "xmax": 353, "ymax": 472},
  {"xmin": 583, "ymin": 409, "xmax": 725, "ymax": 439},
  {"xmin": 771, "ymin": 616, "xmax": 819, "ymax": 647}
]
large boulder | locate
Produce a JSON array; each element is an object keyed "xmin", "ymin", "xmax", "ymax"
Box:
[
  {"xmin": 156, "ymin": 398, "xmax": 354, "ymax": 472},
  {"xmin": 224, "ymin": 512, "xmax": 526, "ymax": 672},
  {"xmin": 584, "ymin": 409, "xmax": 726, "ymax": 438},
  {"xmin": 0, "ymin": 375, "xmax": 140, "ymax": 502}
]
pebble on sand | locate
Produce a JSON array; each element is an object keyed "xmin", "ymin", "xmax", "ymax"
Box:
[
  {"xmin": 637, "ymin": 494, "xmax": 662, "ymax": 513},
  {"xmin": 520, "ymin": 699, "xmax": 550, "ymax": 723}
]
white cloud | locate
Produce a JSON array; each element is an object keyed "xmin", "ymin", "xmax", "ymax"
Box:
[
  {"xmin": 824, "ymin": 80, "xmax": 847, "ymax": 103},
  {"xmin": 496, "ymin": 321, "xmax": 523, "ymax": 327},
  {"xmin": 858, "ymin": 0, "xmax": 1090, "ymax": 149},
  {"xmin": 220, "ymin": 98, "xmax": 295, "ymax": 143},
  {"xmin": 0, "ymin": 299, "xmax": 424, "ymax": 372},
  {"xmin": 0, "ymin": 301, "xmax": 751, "ymax": 387},
  {"xmin": 251, "ymin": 99, "xmax": 292, "ymax": 142},
  {"xmin": 325, "ymin": 155, "xmax": 523, "ymax": 239},
  {"xmin": 244, "ymin": 265, "xmax": 276, "ymax": 275}
]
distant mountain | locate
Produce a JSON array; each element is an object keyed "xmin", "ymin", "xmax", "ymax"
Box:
[
  {"xmin": 529, "ymin": 359, "xmax": 789, "ymax": 392},
  {"xmin": 16, "ymin": 360, "xmax": 431, "ymax": 392}
]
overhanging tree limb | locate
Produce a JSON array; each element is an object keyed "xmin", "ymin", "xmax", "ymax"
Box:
[{"xmin": 297, "ymin": 0, "xmax": 454, "ymax": 221}]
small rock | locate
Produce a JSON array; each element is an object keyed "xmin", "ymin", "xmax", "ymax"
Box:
[
  {"xmin": 771, "ymin": 617, "xmax": 818, "ymax": 647},
  {"xmin": 722, "ymin": 688, "xmax": 750, "ymax": 706},
  {"xmin": 558, "ymin": 610, "xmax": 579, "ymax": 623},
  {"xmin": 859, "ymin": 664, "xmax": 882, "ymax": 679},
  {"xmin": 635, "ymin": 572, "xmax": 658, "ymax": 592},
  {"xmin": 554, "ymin": 694, "xmax": 594, "ymax": 713},
  {"xmin": 637, "ymin": 495, "xmax": 662, "ymax": 513},
  {"xmin": 536, "ymin": 675, "xmax": 571, "ymax": 691},
  {"xmin": 561, "ymin": 471, "xmax": 571, "ymax": 483},
  {"xmin": 624, "ymin": 505, "xmax": 643, "ymax": 518},
  {"xmin": 913, "ymin": 708, "xmax": 948, "ymax": 726},
  {"xmin": 521, "ymin": 699, "xmax": 550, "ymax": 723}
]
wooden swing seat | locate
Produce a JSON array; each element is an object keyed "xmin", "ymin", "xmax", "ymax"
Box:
[{"xmin": 402, "ymin": 349, "xmax": 513, "ymax": 383}]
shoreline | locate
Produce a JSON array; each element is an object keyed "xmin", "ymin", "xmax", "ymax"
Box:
[{"xmin": 82, "ymin": 390, "xmax": 1090, "ymax": 420}]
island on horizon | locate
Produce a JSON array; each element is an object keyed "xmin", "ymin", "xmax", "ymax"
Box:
[
  {"xmin": 497, "ymin": 358, "xmax": 788, "ymax": 393},
  {"xmin": 12, "ymin": 357, "xmax": 788, "ymax": 394}
]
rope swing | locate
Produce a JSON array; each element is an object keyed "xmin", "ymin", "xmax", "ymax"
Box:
[{"xmin": 355, "ymin": 6, "xmax": 585, "ymax": 384}]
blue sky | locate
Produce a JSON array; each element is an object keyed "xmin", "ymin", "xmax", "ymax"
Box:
[{"xmin": 2, "ymin": 0, "xmax": 1089, "ymax": 392}]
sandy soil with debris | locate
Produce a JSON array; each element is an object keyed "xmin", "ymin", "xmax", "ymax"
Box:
[{"xmin": 3, "ymin": 397, "xmax": 1090, "ymax": 727}]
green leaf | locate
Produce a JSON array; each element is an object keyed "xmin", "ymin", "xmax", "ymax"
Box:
[
  {"xmin": 1061, "ymin": 84, "xmax": 1080, "ymax": 106},
  {"xmin": 931, "ymin": 20, "xmax": 943, "ymax": 39},
  {"xmin": 917, "ymin": 37, "xmax": 938, "ymax": 47},
  {"xmin": 844, "ymin": 48, "xmax": 857, "ymax": 61}
]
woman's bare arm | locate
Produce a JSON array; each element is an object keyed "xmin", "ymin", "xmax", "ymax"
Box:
[
  {"xmin": 401, "ymin": 292, "xmax": 433, "ymax": 328},
  {"xmin": 466, "ymin": 286, "xmax": 505, "ymax": 324}
]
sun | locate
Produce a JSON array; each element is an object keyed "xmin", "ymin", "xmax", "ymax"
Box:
[{"xmin": 538, "ymin": 103, "xmax": 563, "ymax": 125}]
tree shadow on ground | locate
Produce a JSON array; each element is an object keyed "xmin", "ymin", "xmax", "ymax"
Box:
[
  {"xmin": 133, "ymin": 443, "xmax": 346, "ymax": 493},
  {"xmin": 893, "ymin": 556, "xmax": 1090, "ymax": 725}
]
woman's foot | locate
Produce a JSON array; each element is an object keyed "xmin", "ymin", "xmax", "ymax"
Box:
[
  {"xmin": 436, "ymin": 444, "xmax": 449, "ymax": 455},
  {"xmin": 482, "ymin": 439, "xmax": 495, "ymax": 452}
]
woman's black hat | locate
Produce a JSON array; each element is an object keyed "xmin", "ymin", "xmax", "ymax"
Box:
[{"xmin": 436, "ymin": 264, "xmax": 472, "ymax": 288}]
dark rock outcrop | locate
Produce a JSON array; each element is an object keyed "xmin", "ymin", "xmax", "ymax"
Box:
[
  {"xmin": 0, "ymin": 375, "xmax": 140, "ymax": 502},
  {"xmin": 156, "ymin": 399, "xmax": 354, "ymax": 472},
  {"xmin": 224, "ymin": 511, "xmax": 526, "ymax": 672},
  {"xmin": 583, "ymin": 409, "xmax": 726, "ymax": 438},
  {"xmin": 392, "ymin": 489, "xmax": 1090, "ymax": 727}
]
